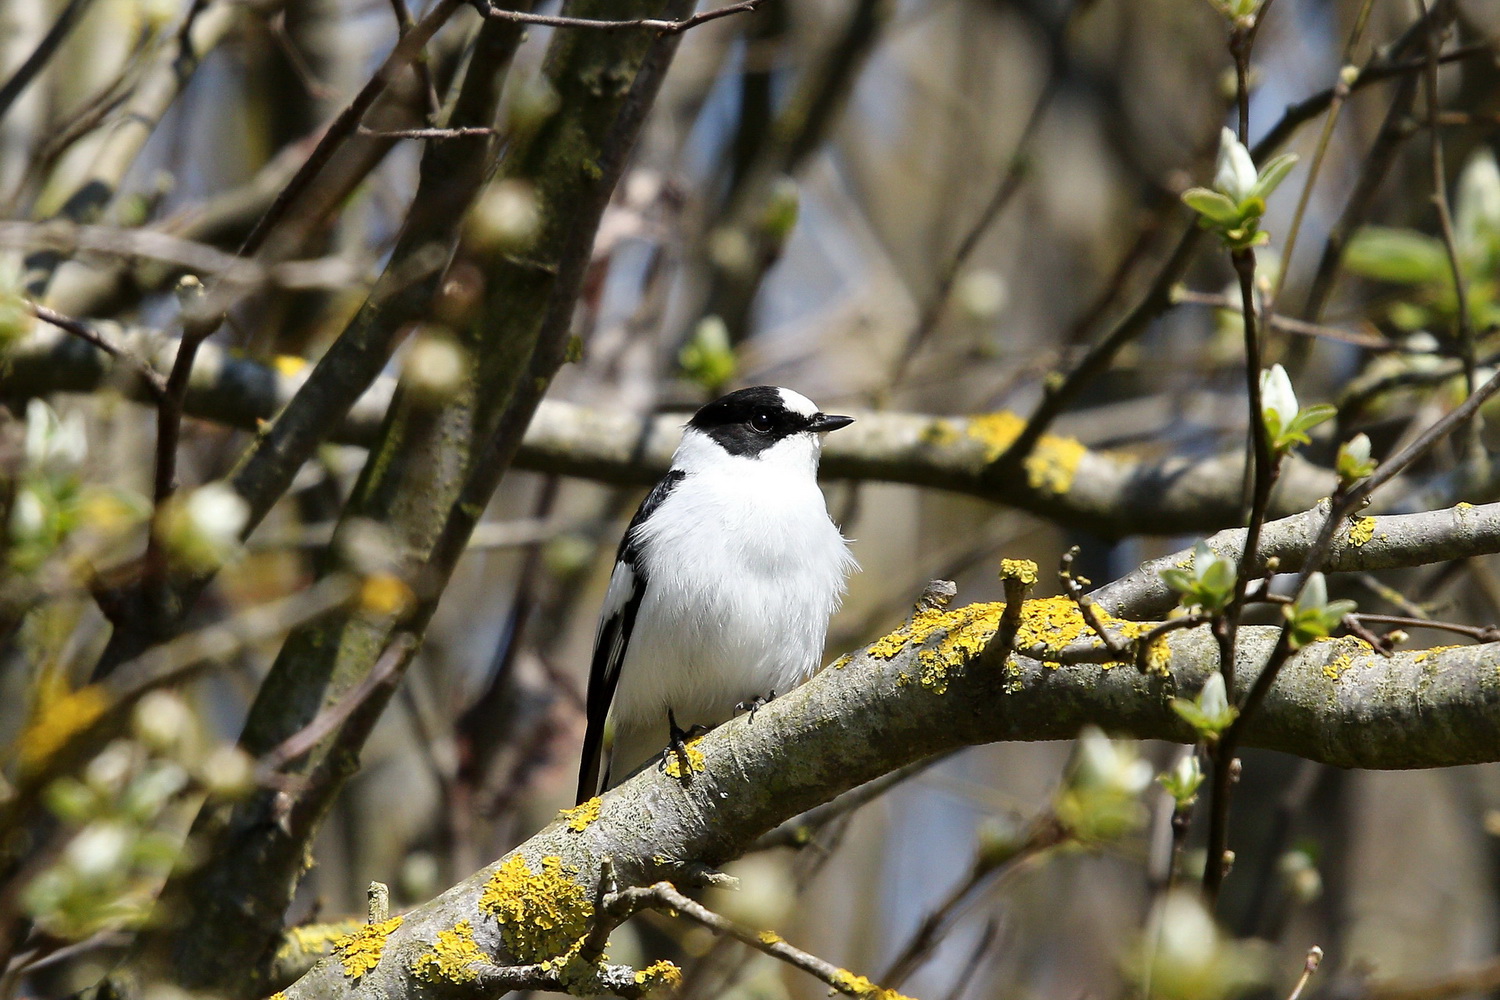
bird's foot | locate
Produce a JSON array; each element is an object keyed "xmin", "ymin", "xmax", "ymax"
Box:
[
  {"xmin": 663, "ymin": 709, "xmax": 710, "ymax": 782},
  {"xmin": 734, "ymin": 690, "xmax": 776, "ymax": 723}
]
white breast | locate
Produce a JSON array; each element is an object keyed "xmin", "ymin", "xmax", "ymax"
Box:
[{"xmin": 606, "ymin": 429, "xmax": 855, "ymax": 775}]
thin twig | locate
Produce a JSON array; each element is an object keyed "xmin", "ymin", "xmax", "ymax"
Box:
[
  {"xmin": 356, "ymin": 125, "xmax": 497, "ymax": 139},
  {"xmin": 0, "ymin": 0, "xmax": 98, "ymax": 121},
  {"xmin": 1134, "ymin": 615, "xmax": 1211, "ymax": 673},
  {"xmin": 259, "ymin": 634, "xmax": 418, "ymax": 773},
  {"xmin": 1060, "ymin": 546, "xmax": 1124, "ymax": 655},
  {"xmin": 1349, "ymin": 612, "xmax": 1499, "ymax": 643},
  {"xmin": 602, "ymin": 880, "xmax": 899, "ymax": 998},
  {"xmin": 1206, "ymin": 8, "xmax": 1279, "ymax": 908},
  {"xmin": 881, "ymin": 815, "xmax": 1069, "ymax": 988},
  {"xmin": 236, "ymin": 0, "xmax": 468, "ymax": 258},
  {"xmin": 27, "ymin": 303, "xmax": 166, "ymax": 399},
  {"xmin": 1173, "ymin": 289, "xmax": 1393, "ymax": 349},
  {"xmin": 1286, "ymin": 946, "xmax": 1324, "ymax": 1000},
  {"xmin": 893, "ymin": 76, "xmax": 1059, "ymax": 374},
  {"xmin": 1414, "ymin": 0, "xmax": 1477, "ymax": 453},
  {"xmin": 471, "ymin": 0, "xmax": 764, "ymax": 35},
  {"xmin": 1268, "ymin": 0, "xmax": 1376, "ymax": 311}
]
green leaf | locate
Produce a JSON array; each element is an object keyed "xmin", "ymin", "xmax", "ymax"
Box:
[
  {"xmin": 1346, "ymin": 226, "xmax": 1451, "ymax": 285},
  {"xmin": 1250, "ymin": 153, "xmax": 1299, "ymax": 202},
  {"xmin": 1182, "ymin": 188, "xmax": 1244, "ymax": 226},
  {"xmin": 1159, "ymin": 568, "xmax": 1196, "ymax": 593}
]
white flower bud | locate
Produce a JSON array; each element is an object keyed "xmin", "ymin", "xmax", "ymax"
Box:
[
  {"xmin": 467, "ymin": 180, "xmax": 540, "ymax": 252},
  {"xmin": 1155, "ymin": 891, "xmax": 1219, "ymax": 973},
  {"xmin": 187, "ymin": 482, "xmax": 249, "ymax": 548},
  {"xmin": 1456, "ymin": 149, "xmax": 1500, "ymax": 256},
  {"xmin": 65, "ymin": 822, "xmax": 132, "ymax": 881},
  {"xmin": 1260, "ymin": 363, "xmax": 1299, "ymax": 431},
  {"xmin": 10, "ymin": 486, "xmax": 46, "ymax": 541},
  {"xmin": 955, "ymin": 269, "xmax": 1009, "ymax": 322},
  {"xmin": 1199, "ymin": 672, "xmax": 1229, "ymax": 720},
  {"xmin": 200, "ymin": 746, "xmax": 255, "ymax": 799},
  {"xmin": 24, "ymin": 399, "xmax": 87, "ymax": 474},
  {"xmin": 1213, "ymin": 128, "xmax": 1258, "ymax": 203},
  {"xmin": 133, "ymin": 691, "xmax": 193, "ymax": 752},
  {"xmin": 1075, "ymin": 726, "xmax": 1152, "ymax": 796},
  {"xmin": 1343, "ymin": 433, "xmax": 1371, "ymax": 467},
  {"xmin": 403, "ymin": 330, "xmax": 467, "ymax": 402},
  {"xmin": 85, "ymin": 741, "xmax": 136, "ymax": 797},
  {"xmin": 1300, "ymin": 572, "xmax": 1328, "ymax": 611}
]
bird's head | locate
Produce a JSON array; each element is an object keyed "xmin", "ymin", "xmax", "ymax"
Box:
[{"xmin": 678, "ymin": 386, "xmax": 852, "ymax": 475}]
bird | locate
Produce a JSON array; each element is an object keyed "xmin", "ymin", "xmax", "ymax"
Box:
[{"xmin": 575, "ymin": 386, "xmax": 858, "ymax": 804}]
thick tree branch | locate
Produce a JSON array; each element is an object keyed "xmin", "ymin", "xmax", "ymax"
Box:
[
  {"xmin": 1093, "ymin": 501, "xmax": 1500, "ymax": 620},
  {"xmin": 280, "ymin": 606, "xmax": 1500, "ymax": 999},
  {"xmin": 0, "ymin": 327, "xmax": 1342, "ymax": 537}
]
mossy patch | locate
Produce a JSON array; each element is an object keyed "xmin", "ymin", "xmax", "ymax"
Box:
[
  {"xmin": 332, "ymin": 916, "xmax": 403, "ymax": 979},
  {"xmin": 478, "ymin": 855, "xmax": 593, "ymax": 965},
  {"xmin": 412, "ymin": 920, "xmax": 488, "ymax": 985},
  {"xmin": 559, "ymin": 797, "xmax": 601, "ymax": 833}
]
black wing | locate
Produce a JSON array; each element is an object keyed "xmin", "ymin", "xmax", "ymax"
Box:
[{"xmin": 575, "ymin": 470, "xmax": 685, "ymax": 804}]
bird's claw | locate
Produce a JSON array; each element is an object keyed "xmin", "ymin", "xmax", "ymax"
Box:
[{"xmin": 735, "ymin": 690, "xmax": 776, "ymax": 723}]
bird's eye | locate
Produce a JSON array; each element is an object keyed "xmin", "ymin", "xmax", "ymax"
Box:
[{"xmin": 750, "ymin": 410, "xmax": 775, "ymax": 433}]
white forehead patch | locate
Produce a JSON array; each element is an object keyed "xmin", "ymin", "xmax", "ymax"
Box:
[{"xmin": 776, "ymin": 387, "xmax": 819, "ymax": 416}]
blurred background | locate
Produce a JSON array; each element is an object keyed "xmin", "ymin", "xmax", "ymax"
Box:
[{"xmin": 2, "ymin": 0, "xmax": 1500, "ymax": 998}]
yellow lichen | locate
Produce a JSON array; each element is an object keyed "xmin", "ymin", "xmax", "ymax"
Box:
[
  {"xmin": 634, "ymin": 959, "xmax": 683, "ymax": 990},
  {"xmin": 999, "ymin": 558, "xmax": 1039, "ymax": 586},
  {"xmin": 1322, "ymin": 652, "xmax": 1352, "ymax": 680},
  {"xmin": 1141, "ymin": 634, "xmax": 1171, "ymax": 675},
  {"xmin": 963, "ymin": 411, "xmax": 1088, "ymax": 495},
  {"xmin": 832, "ymin": 968, "xmax": 919, "ymax": 1000},
  {"xmin": 867, "ymin": 597, "xmax": 1153, "ymax": 691},
  {"xmin": 661, "ymin": 737, "xmax": 706, "ymax": 779},
  {"xmin": 559, "ymin": 797, "xmax": 601, "ymax": 833},
  {"xmin": 1318, "ymin": 638, "xmax": 1376, "ymax": 681},
  {"xmin": 758, "ymin": 930, "xmax": 784, "ymax": 945},
  {"xmin": 1347, "ymin": 516, "xmax": 1376, "ymax": 548},
  {"xmin": 920, "ymin": 419, "xmax": 962, "ymax": 446},
  {"xmin": 17, "ymin": 684, "xmax": 108, "ymax": 772},
  {"xmin": 332, "ymin": 916, "xmax": 403, "ymax": 979},
  {"xmin": 478, "ymin": 855, "xmax": 593, "ymax": 964},
  {"xmin": 412, "ymin": 920, "xmax": 488, "ymax": 985},
  {"xmin": 268, "ymin": 993, "xmax": 287, "ymax": 1000},
  {"xmin": 1457, "ymin": 502, "xmax": 1474, "ymax": 510},
  {"xmin": 830, "ymin": 653, "xmax": 853, "ymax": 670},
  {"xmin": 1411, "ymin": 644, "xmax": 1462, "ymax": 665},
  {"xmin": 276, "ymin": 920, "xmax": 361, "ymax": 963}
]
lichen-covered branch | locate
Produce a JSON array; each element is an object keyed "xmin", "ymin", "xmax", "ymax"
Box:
[
  {"xmin": 280, "ymin": 599, "xmax": 1500, "ymax": 999},
  {"xmin": 1, "ymin": 327, "xmax": 1337, "ymax": 537},
  {"xmin": 1094, "ymin": 501, "xmax": 1500, "ymax": 619}
]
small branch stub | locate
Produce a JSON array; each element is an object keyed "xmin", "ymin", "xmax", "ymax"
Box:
[{"xmin": 367, "ymin": 881, "xmax": 390, "ymax": 923}]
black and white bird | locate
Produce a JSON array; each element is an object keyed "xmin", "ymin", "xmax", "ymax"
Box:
[{"xmin": 575, "ymin": 386, "xmax": 858, "ymax": 803}]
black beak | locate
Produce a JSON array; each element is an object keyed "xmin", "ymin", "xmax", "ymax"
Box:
[{"xmin": 808, "ymin": 413, "xmax": 854, "ymax": 433}]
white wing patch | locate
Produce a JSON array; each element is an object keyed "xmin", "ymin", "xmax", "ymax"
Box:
[{"xmin": 597, "ymin": 559, "xmax": 636, "ymax": 628}]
